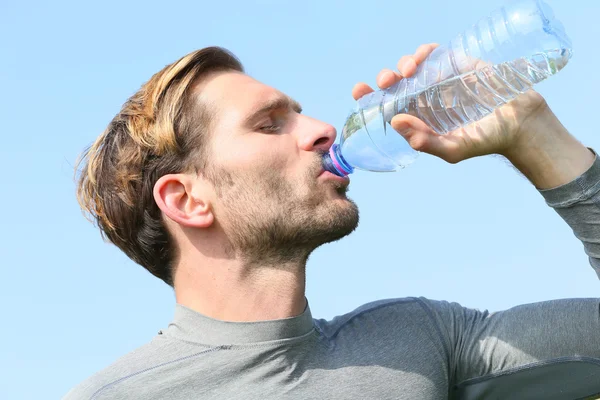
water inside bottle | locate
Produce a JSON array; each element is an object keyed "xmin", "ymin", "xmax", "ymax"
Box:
[
  {"xmin": 407, "ymin": 48, "xmax": 571, "ymax": 133},
  {"xmin": 339, "ymin": 48, "xmax": 571, "ymax": 172}
]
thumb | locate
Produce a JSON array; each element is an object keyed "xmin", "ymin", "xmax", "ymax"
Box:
[{"xmin": 390, "ymin": 114, "xmax": 464, "ymax": 164}]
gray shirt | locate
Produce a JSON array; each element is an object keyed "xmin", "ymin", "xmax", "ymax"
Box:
[{"xmin": 64, "ymin": 151, "xmax": 600, "ymax": 400}]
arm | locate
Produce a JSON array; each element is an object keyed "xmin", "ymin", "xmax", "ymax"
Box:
[
  {"xmin": 417, "ymin": 149, "xmax": 600, "ymax": 399},
  {"xmin": 502, "ymin": 104, "xmax": 596, "ymax": 190},
  {"xmin": 480, "ymin": 99, "xmax": 600, "ymax": 283},
  {"xmin": 504, "ymin": 104, "xmax": 600, "ymax": 278},
  {"xmin": 506, "ymin": 103, "xmax": 600, "ymax": 279},
  {"xmin": 358, "ymin": 45, "xmax": 600, "ymax": 397},
  {"xmin": 418, "ymin": 296, "xmax": 600, "ymax": 399},
  {"xmin": 354, "ymin": 44, "xmax": 599, "ymax": 278}
]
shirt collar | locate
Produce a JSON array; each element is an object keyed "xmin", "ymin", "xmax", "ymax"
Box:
[{"xmin": 165, "ymin": 300, "xmax": 314, "ymax": 345}]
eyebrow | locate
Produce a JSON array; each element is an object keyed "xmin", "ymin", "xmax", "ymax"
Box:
[{"xmin": 243, "ymin": 95, "xmax": 303, "ymax": 126}]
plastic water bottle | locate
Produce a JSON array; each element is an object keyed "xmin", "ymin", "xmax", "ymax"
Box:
[{"xmin": 323, "ymin": 0, "xmax": 572, "ymax": 177}]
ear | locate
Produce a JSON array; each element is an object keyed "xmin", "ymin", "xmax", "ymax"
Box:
[{"xmin": 153, "ymin": 174, "xmax": 214, "ymax": 229}]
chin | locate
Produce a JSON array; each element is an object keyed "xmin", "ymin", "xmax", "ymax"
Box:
[{"xmin": 325, "ymin": 198, "xmax": 359, "ymax": 232}]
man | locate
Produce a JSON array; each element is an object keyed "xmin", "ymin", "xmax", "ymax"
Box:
[{"xmin": 65, "ymin": 44, "xmax": 600, "ymax": 399}]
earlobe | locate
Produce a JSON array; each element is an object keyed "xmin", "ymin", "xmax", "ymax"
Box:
[{"xmin": 153, "ymin": 174, "xmax": 214, "ymax": 228}]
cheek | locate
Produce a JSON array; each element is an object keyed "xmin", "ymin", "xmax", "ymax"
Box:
[{"xmin": 216, "ymin": 138, "xmax": 294, "ymax": 175}]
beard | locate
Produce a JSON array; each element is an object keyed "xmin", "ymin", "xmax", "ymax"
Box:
[{"xmin": 209, "ymin": 157, "xmax": 359, "ymax": 265}]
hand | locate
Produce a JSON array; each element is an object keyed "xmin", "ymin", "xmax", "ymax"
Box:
[{"xmin": 351, "ymin": 43, "xmax": 551, "ymax": 164}]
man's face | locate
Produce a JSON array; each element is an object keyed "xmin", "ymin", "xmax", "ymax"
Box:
[{"xmin": 198, "ymin": 71, "xmax": 359, "ymax": 262}]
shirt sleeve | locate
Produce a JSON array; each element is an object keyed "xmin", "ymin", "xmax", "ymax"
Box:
[
  {"xmin": 415, "ymin": 150, "xmax": 600, "ymax": 399},
  {"xmin": 416, "ymin": 297, "xmax": 600, "ymax": 399},
  {"xmin": 538, "ymin": 148, "xmax": 600, "ymax": 279}
]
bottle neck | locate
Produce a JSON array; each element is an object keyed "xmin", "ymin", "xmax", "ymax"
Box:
[{"xmin": 322, "ymin": 144, "xmax": 354, "ymax": 177}]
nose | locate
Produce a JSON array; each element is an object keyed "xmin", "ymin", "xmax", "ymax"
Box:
[{"xmin": 297, "ymin": 116, "xmax": 337, "ymax": 153}]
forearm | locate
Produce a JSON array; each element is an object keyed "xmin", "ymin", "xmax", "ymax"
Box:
[
  {"xmin": 503, "ymin": 104, "xmax": 595, "ymax": 190},
  {"xmin": 503, "ymin": 104, "xmax": 600, "ymax": 275}
]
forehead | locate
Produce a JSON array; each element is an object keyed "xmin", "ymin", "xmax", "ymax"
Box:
[{"xmin": 197, "ymin": 71, "xmax": 280, "ymax": 118}]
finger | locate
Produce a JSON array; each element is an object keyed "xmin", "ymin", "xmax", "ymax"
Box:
[
  {"xmin": 352, "ymin": 82, "xmax": 374, "ymax": 100},
  {"xmin": 376, "ymin": 68, "xmax": 403, "ymax": 89},
  {"xmin": 396, "ymin": 43, "xmax": 441, "ymax": 78},
  {"xmin": 413, "ymin": 43, "xmax": 440, "ymax": 65},
  {"xmin": 396, "ymin": 55, "xmax": 416, "ymax": 78},
  {"xmin": 390, "ymin": 114, "xmax": 465, "ymax": 163}
]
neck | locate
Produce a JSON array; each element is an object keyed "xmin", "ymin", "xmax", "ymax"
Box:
[{"xmin": 174, "ymin": 255, "xmax": 308, "ymax": 322}]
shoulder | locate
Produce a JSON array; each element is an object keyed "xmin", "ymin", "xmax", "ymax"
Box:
[
  {"xmin": 62, "ymin": 333, "xmax": 211, "ymax": 400},
  {"xmin": 313, "ymin": 297, "xmax": 435, "ymax": 339}
]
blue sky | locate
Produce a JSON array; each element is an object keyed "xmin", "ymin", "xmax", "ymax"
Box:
[{"xmin": 2, "ymin": 0, "xmax": 599, "ymax": 398}]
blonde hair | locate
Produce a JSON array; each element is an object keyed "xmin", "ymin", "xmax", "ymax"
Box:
[{"xmin": 76, "ymin": 47, "xmax": 243, "ymax": 286}]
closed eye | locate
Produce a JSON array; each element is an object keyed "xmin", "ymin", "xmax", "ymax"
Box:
[
  {"xmin": 259, "ymin": 124, "xmax": 280, "ymax": 133},
  {"xmin": 245, "ymin": 96, "xmax": 303, "ymax": 129}
]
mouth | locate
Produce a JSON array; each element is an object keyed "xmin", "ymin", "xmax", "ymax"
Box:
[{"xmin": 318, "ymin": 168, "xmax": 351, "ymax": 184}]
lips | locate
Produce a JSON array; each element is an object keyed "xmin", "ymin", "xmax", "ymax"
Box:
[
  {"xmin": 316, "ymin": 154, "xmax": 349, "ymax": 183},
  {"xmin": 319, "ymin": 169, "xmax": 350, "ymax": 184}
]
